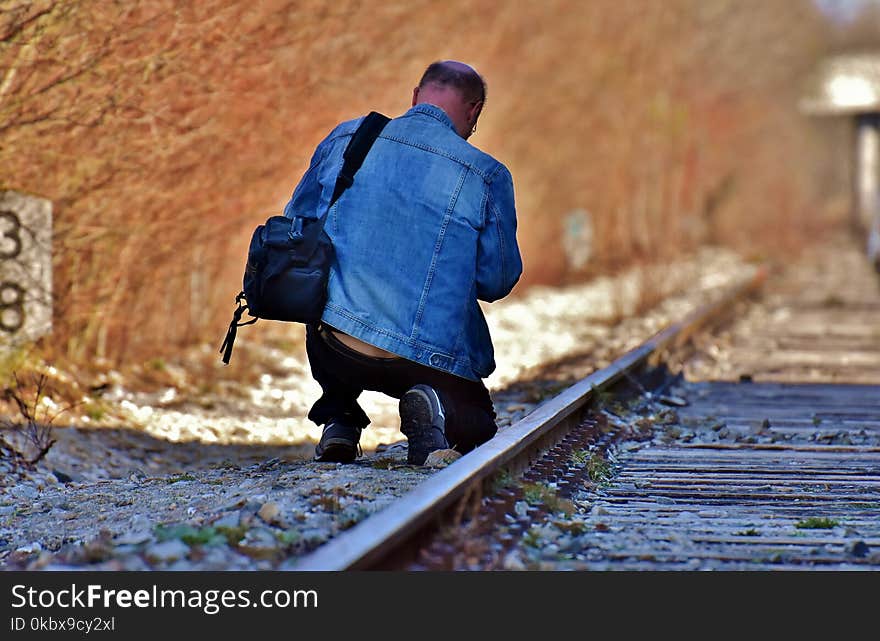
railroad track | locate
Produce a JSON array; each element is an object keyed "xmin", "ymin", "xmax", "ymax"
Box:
[{"xmin": 295, "ymin": 240, "xmax": 880, "ymax": 571}]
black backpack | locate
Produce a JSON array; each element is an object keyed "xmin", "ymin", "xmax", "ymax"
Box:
[{"xmin": 220, "ymin": 112, "xmax": 390, "ymax": 364}]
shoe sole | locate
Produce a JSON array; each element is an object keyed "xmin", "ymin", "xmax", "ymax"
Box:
[
  {"xmin": 314, "ymin": 438, "xmax": 357, "ymax": 463},
  {"xmin": 400, "ymin": 391, "xmax": 431, "ymax": 431},
  {"xmin": 399, "ymin": 388, "xmax": 447, "ymax": 465}
]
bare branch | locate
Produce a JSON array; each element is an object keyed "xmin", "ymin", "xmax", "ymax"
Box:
[{"xmin": 0, "ymin": 3, "xmax": 56, "ymax": 43}]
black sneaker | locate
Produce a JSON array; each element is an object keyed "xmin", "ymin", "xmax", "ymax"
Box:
[
  {"xmin": 399, "ymin": 385, "xmax": 449, "ymax": 465},
  {"xmin": 314, "ymin": 421, "xmax": 361, "ymax": 463}
]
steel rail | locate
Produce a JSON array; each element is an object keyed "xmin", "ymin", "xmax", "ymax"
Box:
[{"xmin": 293, "ymin": 265, "xmax": 768, "ymax": 570}]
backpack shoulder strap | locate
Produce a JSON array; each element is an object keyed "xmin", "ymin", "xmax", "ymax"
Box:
[{"xmin": 329, "ymin": 111, "xmax": 391, "ymax": 207}]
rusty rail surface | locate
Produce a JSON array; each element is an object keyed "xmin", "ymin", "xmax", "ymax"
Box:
[{"xmin": 293, "ymin": 266, "xmax": 768, "ymax": 570}]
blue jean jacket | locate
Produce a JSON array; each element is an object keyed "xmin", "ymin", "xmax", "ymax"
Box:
[{"xmin": 283, "ymin": 104, "xmax": 522, "ymax": 380}]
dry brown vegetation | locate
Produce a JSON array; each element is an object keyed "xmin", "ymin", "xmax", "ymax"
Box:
[{"xmin": 0, "ymin": 0, "xmax": 862, "ymax": 377}]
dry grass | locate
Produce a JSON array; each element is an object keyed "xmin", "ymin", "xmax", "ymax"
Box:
[
  {"xmin": 0, "ymin": 373, "xmax": 71, "ymax": 467},
  {"xmin": 0, "ymin": 0, "xmax": 852, "ymax": 378}
]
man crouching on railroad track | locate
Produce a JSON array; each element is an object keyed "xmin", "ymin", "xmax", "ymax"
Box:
[{"xmin": 282, "ymin": 60, "xmax": 522, "ymax": 465}]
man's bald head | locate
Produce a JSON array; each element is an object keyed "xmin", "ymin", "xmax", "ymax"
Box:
[
  {"xmin": 412, "ymin": 60, "xmax": 486, "ymax": 140},
  {"xmin": 418, "ymin": 60, "xmax": 486, "ymax": 105}
]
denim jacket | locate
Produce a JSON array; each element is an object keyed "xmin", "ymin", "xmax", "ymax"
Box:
[{"xmin": 283, "ymin": 104, "xmax": 522, "ymax": 380}]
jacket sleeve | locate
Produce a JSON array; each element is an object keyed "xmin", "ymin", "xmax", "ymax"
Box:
[
  {"xmin": 476, "ymin": 165, "xmax": 523, "ymax": 302},
  {"xmin": 283, "ymin": 131, "xmax": 335, "ymax": 220}
]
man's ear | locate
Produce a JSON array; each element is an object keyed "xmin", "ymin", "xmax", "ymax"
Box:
[
  {"xmin": 469, "ymin": 100, "xmax": 483, "ymax": 125},
  {"xmin": 412, "ymin": 87, "xmax": 420, "ymax": 107}
]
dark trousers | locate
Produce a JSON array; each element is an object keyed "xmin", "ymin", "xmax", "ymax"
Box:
[{"xmin": 305, "ymin": 323, "xmax": 497, "ymax": 454}]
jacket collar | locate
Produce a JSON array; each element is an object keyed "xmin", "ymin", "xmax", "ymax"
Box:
[{"xmin": 406, "ymin": 103, "xmax": 457, "ymax": 133}]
